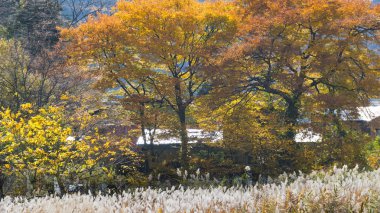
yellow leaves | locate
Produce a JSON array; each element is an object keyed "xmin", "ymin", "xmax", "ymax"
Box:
[
  {"xmin": 0, "ymin": 104, "xmax": 72, "ymax": 175},
  {"xmin": 26, "ymin": 147, "xmax": 34, "ymax": 154},
  {"xmin": 62, "ymin": 0, "xmax": 237, "ymax": 77},
  {"xmin": 60, "ymin": 94, "xmax": 70, "ymax": 101},
  {"xmin": 20, "ymin": 103, "xmax": 32, "ymax": 111},
  {"xmin": 35, "ymin": 148, "xmax": 45, "ymax": 156},
  {"xmin": 102, "ymin": 167, "xmax": 108, "ymax": 172},
  {"xmin": 85, "ymin": 159, "xmax": 95, "ymax": 166},
  {"xmin": 47, "ymin": 106, "xmax": 59, "ymax": 114},
  {"xmin": 104, "ymin": 141, "xmax": 110, "ymax": 149},
  {"xmin": 90, "ymin": 139, "xmax": 97, "ymax": 144}
]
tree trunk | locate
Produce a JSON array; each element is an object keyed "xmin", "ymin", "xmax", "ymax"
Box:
[
  {"xmin": 0, "ymin": 174, "xmax": 5, "ymax": 199},
  {"xmin": 53, "ymin": 176, "xmax": 62, "ymax": 196},
  {"xmin": 25, "ymin": 171, "xmax": 33, "ymax": 197},
  {"xmin": 173, "ymin": 79, "xmax": 190, "ymax": 169},
  {"xmin": 138, "ymin": 105, "xmax": 151, "ymax": 173},
  {"xmin": 148, "ymin": 130, "xmax": 155, "ymax": 172},
  {"xmin": 285, "ymin": 99, "xmax": 300, "ymax": 140},
  {"xmin": 178, "ymin": 107, "xmax": 189, "ymax": 169}
]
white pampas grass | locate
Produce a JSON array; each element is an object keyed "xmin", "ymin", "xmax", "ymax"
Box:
[{"xmin": 1, "ymin": 166, "xmax": 380, "ymax": 212}]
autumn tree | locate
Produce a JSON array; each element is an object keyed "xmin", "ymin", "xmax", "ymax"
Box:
[
  {"xmin": 219, "ymin": 0, "xmax": 380, "ymax": 138},
  {"xmin": 61, "ymin": 0, "xmax": 237, "ymax": 169},
  {"xmin": 60, "ymin": 13, "xmax": 164, "ymax": 172}
]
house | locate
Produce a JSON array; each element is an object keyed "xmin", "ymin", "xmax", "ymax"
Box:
[
  {"xmin": 343, "ymin": 99, "xmax": 380, "ymax": 138},
  {"xmin": 297, "ymin": 99, "xmax": 380, "ymax": 142}
]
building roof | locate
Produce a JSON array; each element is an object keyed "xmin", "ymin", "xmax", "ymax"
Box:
[
  {"xmin": 294, "ymin": 130, "xmax": 322, "ymax": 143},
  {"xmin": 136, "ymin": 129, "xmax": 222, "ymax": 145},
  {"xmin": 356, "ymin": 106, "xmax": 380, "ymax": 122},
  {"xmin": 342, "ymin": 99, "xmax": 380, "ymax": 122}
]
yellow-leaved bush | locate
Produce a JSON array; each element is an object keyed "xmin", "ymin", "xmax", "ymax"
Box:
[{"xmin": 0, "ymin": 103, "xmax": 138, "ymax": 195}]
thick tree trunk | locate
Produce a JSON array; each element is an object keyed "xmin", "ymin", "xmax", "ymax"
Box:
[
  {"xmin": 178, "ymin": 107, "xmax": 189, "ymax": 169},
  {"xmin": 173, "ymin": 79, "xmax": 190, "ymax": 169},
  {"xmin": 148, "ymin": 129, "xmax": 155, "ymax": 171},
  {"xmin": 285, "ymin": 99, "xmax": 300, "ymax": 140},
  {"xmin": 138, "ymin": 105, "xmax": 151, "ymax": 173}
]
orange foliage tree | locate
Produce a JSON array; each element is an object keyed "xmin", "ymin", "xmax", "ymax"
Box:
[
  {"xmin": 61, "ymin": 0, "xmax": 237, "ymax": 169},
  {"xmin": 218, "ymin": 0, "xmax": 380, "ymax": 138}
]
